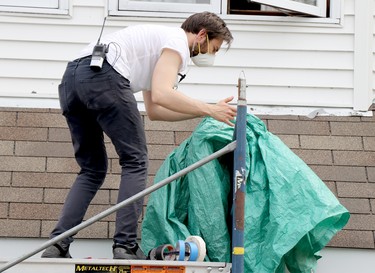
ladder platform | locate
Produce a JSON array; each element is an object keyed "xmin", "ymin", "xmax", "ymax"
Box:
[{"xmin": 0, "ymin": 258, "xmax": 231, "ymax": 273}]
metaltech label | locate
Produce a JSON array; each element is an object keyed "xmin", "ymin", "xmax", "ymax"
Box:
[
  {"xmin": 75, "ymin": 264, "xmax": 185, "ymax": 273},
  {"xmin": 75, "ymin": 264, "xmax": 131, "ymax": 273}
]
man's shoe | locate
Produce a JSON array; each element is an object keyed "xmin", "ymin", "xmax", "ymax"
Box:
[
  {"xmin": 41, "ymin": 242, "xmax": 72, "ymax": 258},
  {"xmin": 113, "ymin": 242, "xmax": 146, "ymax": 260}
]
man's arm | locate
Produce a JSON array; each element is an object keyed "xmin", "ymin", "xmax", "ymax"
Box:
[
  {"xmin": 144, "ymin": 48, "xmax": 237, "ymax": 126},
  {"xmin": 143, "ymin": 90, "xmax": 199, "ymax": 121}
]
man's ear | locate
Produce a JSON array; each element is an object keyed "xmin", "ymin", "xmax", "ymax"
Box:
[{"xmin": 197, "ymin": 29, "xmax": 207, "ymax": 42}]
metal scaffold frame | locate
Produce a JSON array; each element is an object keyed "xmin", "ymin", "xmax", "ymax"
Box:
[{"xmin": 0, "ymin": 72, "xmax": 248, "ymax": 273}]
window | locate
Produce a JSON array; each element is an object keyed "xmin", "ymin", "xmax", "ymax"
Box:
[
  {"xmin": 110, "ymin": 0, "xmax": 339, "ymax": 22},
  {"xmin": 230, "ymin": 0, "xmax": 327, "ymax": 17},
  {"xmin": 0, "ymin": 0, "xmax": 69, "ymax": 15}
]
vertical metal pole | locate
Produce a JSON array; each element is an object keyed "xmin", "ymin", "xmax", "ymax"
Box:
[{"xmin": 232, "ymin": 71, "xmax": 247, "ymax": 273}]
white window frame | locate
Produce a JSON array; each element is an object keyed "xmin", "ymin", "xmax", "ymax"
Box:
[
  {"xmin": 109, "ymin": 0, "xmax": 341, "ymax": 24},
  {"xmin": 252, "ymin": 0, "xmax": 327, "ymax": 17},
  {"xmin": 0, "ymin": 0, "xmax": 69, "ymax": 15}
]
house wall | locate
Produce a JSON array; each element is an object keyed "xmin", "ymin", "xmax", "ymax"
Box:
[
  {"xmin": 0, "ymin": 0, "xmax": 375, "ymax": 269},
  {"xmin": 0, "ymin": 0, "xmax": 373, "ymax": 114}
]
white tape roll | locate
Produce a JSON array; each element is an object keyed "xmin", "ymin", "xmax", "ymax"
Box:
[{"xmin": 185, "ymin": 236, "xmax": 206, "ymax": 262}]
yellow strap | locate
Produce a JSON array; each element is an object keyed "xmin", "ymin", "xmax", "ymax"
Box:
[{"xmin": 232, "ymin": 247, "xmax": 244, "ymax": 255}]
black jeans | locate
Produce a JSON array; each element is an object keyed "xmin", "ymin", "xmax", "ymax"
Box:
[{"xmin": 51, "ymin": 56, "xmax": 148, "ymax": 245}]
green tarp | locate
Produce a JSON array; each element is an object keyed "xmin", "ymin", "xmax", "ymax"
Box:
[{"xmin": 141, "ymin": 114, "xmax": 350, "ymax": 273}]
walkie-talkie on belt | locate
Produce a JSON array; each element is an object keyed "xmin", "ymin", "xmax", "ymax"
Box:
[{"xmin": 90, "ymin": 17, "xmax": 108, "ymax": 71}]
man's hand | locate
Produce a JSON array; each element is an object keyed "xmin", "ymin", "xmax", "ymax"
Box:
[{"xmin": 208, "ymin": 96, "xmax": 237, "ymax": 126}]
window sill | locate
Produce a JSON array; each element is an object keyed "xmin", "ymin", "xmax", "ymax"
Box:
[{"xmin": 0, "ymin": 6, "xmax": 69, "ymax": 17}]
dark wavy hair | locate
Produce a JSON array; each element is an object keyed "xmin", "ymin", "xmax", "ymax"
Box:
[{"xmin": 181, "ymin": 11, "xmax": 233, "ymax": 48}]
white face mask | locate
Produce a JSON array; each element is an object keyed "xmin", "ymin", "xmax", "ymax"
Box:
[
  {"xmin": 191, "ymin": 53, "xmax": 216, "ymax": 67},
  {"xmin": 191, "ymin": 36, "xmax": 216, "ymax": 67}
]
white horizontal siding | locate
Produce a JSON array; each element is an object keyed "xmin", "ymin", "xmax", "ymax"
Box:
[
  {"xmin": 0, "ymin": 40, "xmax": 83, "ymax": 62},
  {"xmin": 181, "ymin": 66, "xmax": 353, "ymax": 88},
  {"xmin": 0, "ymin": 0, "xmax": 372, "ymax": 115},
  {"xmin": 221, "ymin": 49, "xmax": 353, "ymax": 70},
  {"xmin": 231, "ymin": 31, "xmax": 354, "ymax": 51},
  {"xmin": 1, "ymin": 22, "xmax": 116, "ymax": 44},
  {"xmin": 173, "ymin": 84, "xmax": 353, "ymax": 107},
  {"xmin": 0, "ymin": 59, "xmax": 64, "ymax": 80},
  {"xmin": 0, "ymin": 78, "xmax": 60, "ymax": 98}
]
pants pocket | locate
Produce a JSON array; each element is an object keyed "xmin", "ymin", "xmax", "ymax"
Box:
[{"xmin": 79, "ymin": 76, "xmax": 117, "ymax": 110}]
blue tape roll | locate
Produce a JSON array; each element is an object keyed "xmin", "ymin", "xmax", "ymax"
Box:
[
  {"xmin": 177, "ymin": 240, "xmax": 185, "ymax": 261},
  {"xmin": 186, "ymin": 242, "xmax": 198, "ymax": 261}
]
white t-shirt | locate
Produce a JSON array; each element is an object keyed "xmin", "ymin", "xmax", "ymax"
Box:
[{"xmin": 77, "ymin": 25, "xmax": 190, "ymax": 93}]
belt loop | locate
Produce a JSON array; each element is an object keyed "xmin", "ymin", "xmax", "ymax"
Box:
[{"xmin": 72, "ymin": 61, "xmax": 79, "ymax": 77}]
